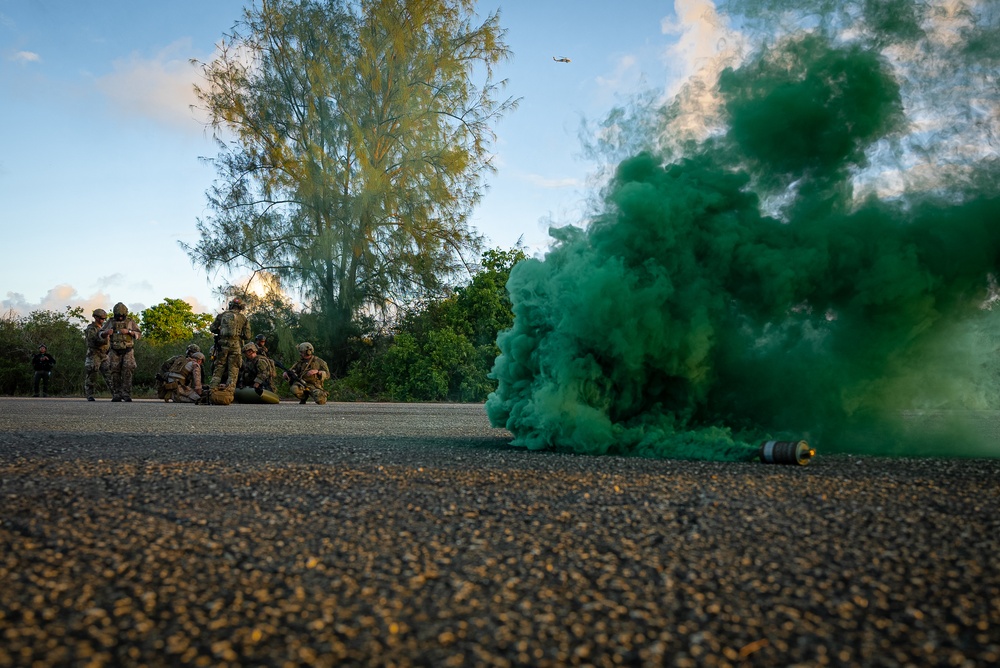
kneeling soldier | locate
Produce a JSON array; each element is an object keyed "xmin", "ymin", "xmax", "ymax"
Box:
[
  {"xmin": 162, "ymin": 351, "xmax": 206, "ymax": 403},
  {"xmin": 237, "ymin": 342, "xmax": 276, "ymax": 393},
  {"xmin": 156, "ymin": 344, "xmax": 202, "ymax": 400},
  {"xmin": 285, "ymin": 342, "xmax": 330, "ymax": 405}
]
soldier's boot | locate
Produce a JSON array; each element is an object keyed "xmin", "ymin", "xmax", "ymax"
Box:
[{"xmin": 87, "ymin": 397, "xmax": 96, "ymax": 402}]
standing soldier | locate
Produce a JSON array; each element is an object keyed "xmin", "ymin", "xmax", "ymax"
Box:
[
  {"xmin": 162, "ymin": 352, "xmax": 206, "ymax": 403},
  {"xmin": 209, "ymin": 298, "xmax": 251, "ymax": 390},
  {"xmin": 100, "ymin": 302, "xmax": 142, "ymax": 402},
  {"xmin": 84, "ymin": 308, "xmax": 112, "ymax": 401},
  {"xmin": 31, "ymin": 344, "xmax": 57, "ymax": 397},
  {"xmin": 284, "ymin": 342, "xmax": 330, "ymax": 405},
  {"xmin": 237, "ymin": 342, "xmax": 277, "ymax": 392}
]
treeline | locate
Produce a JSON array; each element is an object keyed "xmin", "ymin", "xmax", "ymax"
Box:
[{"xmin": 0, "ymin": 248, "xmax": 525, "ymax": 402}]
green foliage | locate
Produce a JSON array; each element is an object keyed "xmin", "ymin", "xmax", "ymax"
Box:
[
  {"xmin": 0, "ymin": 307, "xmax": 87, "ymax": 396},
  {"xmin": 185, "ymin": 0, "xmax": 518, "ymax": 361},
  {"xmin": 0, "ymin": 248, "xmax": 524, "ymax": 401},
  {"xmin": 140, "ymin": 298, "xmax": 214, "ymax": 344},
  {"xmin": 335, "ymin": 247, "xmax": 526, "ymax": 402}
]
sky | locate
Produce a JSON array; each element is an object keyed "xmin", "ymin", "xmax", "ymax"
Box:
[{"xmin": 0, "ymin": 0, "xmax": 727, "ymax": 318}]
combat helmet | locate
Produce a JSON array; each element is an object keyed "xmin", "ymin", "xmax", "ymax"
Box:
[
  {"xmin": 254, "ymin": 334, "xmax": 267, "ymax": 344},
  {"xmin": 297, "ymin": 342, "xmax": 314, "ymax": 355},
  {"xmin": 92, "ymin": 308, "xmax": 107, "ymax": 319},
  {"xmin": 186, "ymin": 344, "xmax": 202, "ymax": 356},
  {"xmin": 242, "ymin": 342, "xmax": 258, "ymax": 354},
  {"xmin": 112, "ymin": 302, "xmax": 128, "ymax": 318},
  {"xmin": 189, "ymin": 352, "xmax": 205, "ymax": 362},
  {"xmin": 228, "ymin": 297, "xmax": 244, "ymax": 311}
]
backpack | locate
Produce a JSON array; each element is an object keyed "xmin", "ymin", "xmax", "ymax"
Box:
[
  {"xmin": 168, "ymin": 356, "xmax": 190, "ymax": 377},
  {"xmin": 217, "ymin": 311, "xmax": 239, "ymax": 338},
  {"xmin": 161, "ymin": 356, "xmax": 191, "ymax": 391}
]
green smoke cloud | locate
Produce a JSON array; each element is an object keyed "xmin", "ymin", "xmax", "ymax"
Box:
[{"xmin": 487, "ymin": 8, "xmax": 1000, "ymax": 460}]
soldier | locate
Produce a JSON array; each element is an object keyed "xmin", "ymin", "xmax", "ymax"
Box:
[
  {"xmin": 83, "ymin": 308, "xmax": 113, "ymax": 401},
  {"xmin": 253, "ymin": 333, "xmax": 270, "ymax": 358},
  {"xmin": 237, "ymin": 342, "xmax": 276, "ymax": 393},
  {"xmin": 31, "ymin": 344, "xmax": 56, "ymax": 397},
  {"xmin": 156, "ymin": 344, "xmax": 202, "ymax": 400},
  {"xmin": 162, "ymin": 352, "xmax": 206, "ymax": 403},
  {"xmin": 284, "ymin": 342, "xmax": 330, "ymax": 405},
  {"xmin": 99, "ymin": 302, "xmax": 142, "ymax": 402},
  {"xmin": 209, "ymin": 298, "xmax": 251, "ymax": 390}
]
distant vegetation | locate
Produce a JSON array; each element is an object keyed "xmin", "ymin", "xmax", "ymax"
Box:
[
  {"xmin": 0, "ymin": 248, "xmax": 525, "ymax": 402},
  {"xmin": 185, "ymin": 0, "xmax": 518, "ymax": 370}
]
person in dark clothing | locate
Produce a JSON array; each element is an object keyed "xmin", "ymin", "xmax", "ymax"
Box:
[{"xmin": 32, "ymin": 344, "xmax": 56, "ymax": 397}]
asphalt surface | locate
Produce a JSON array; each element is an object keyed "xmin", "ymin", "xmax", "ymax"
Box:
[{"xmin": 1, "ymin": 397, "xmax": 998, "ymax": 666}]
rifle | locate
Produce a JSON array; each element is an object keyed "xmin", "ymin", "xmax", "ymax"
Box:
[{"xmin": 273, "ymin": 359, "xmax": 301, "ymax": 385}]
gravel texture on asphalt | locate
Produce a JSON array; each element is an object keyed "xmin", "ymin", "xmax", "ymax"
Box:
[{"xmin": 1, "ymin": 398, "xmax": 999, "ymax": 667}]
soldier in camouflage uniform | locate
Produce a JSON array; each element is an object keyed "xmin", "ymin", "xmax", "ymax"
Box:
[
  {"xmin": 163, "ymin": 352, "xmax": 206, "ymax": 403},
  {"xmin": 209, "ymin": 298, "xmax": 251, "ymax": 390},
  {"xmin": 83, "ymin": 308, "xmax": 113, "ymax": 401},
  {"xmin": 99, "ymin": 302, "xmax": 141, "ymax": 402},
  {"xmin": 253, "ymin": 334, "xmax": 270, "ymax": 358},
  {"xmin": 284, "ymin": 342, "xmax": 330, "ymax": 405},
  {"xmin": 156, "ymin": 344, "xmax": 202, "ymax": 400},
  {"xmin": 237, "ymin": 342, "xmax": 277, "ymax": 393}
]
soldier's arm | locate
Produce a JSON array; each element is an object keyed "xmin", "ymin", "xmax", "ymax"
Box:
[
  {"xmin": 191, "ymin": 363, "xmax": 203, "ymax": 394},
  {"xmin": 253, "ymin": 360, "xmax": 272, "ymax": 387}
]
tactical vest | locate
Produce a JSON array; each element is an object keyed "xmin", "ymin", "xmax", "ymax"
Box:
[{"xmin": 109, "ymin": 320, "xmax": 134, "ymax": 351}]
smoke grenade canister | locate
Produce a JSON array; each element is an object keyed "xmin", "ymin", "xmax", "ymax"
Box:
[{"xmin": 759, "ymin": 440, "xmax": 815, "ymax": 465}]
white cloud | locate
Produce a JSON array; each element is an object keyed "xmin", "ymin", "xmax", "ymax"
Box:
[
  {"xmin": 2, "ymin": 285, "xmax": 215, "ymax": 319},
  {"xmin": 12, "ymin": 50, "xmax": 40, "ymax": 63},
  {"xmin": 94, "ymin": 38, "xmax": 210, "ymax": 132},
  {"xmin": 595, "ymin": 54, "xmax": 639, "ymax": 93},
  {"xmin": 2, "ymin": 285, "xmax": 113, "ymax": 318},
  {"xmin": 662, "ymin": 0, "xmax": 744, "ymax": 93},
  {"xmin": 656, "ymin": 0, "xmax": 746, "ymax": 149},
  {"xmin": 97, "ymin": 273, "xmax": 126, "ymax": 287}
]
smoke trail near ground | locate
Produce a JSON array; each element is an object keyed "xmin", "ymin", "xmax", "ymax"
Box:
[{"xmin": 487, "ymin": 1, "xmax": 1000, "ymax": 459}]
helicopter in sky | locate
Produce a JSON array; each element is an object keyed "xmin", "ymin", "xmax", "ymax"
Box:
[{"xmin": 552, "ymin": 56, "xmax": 571, "ymax": 63}]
